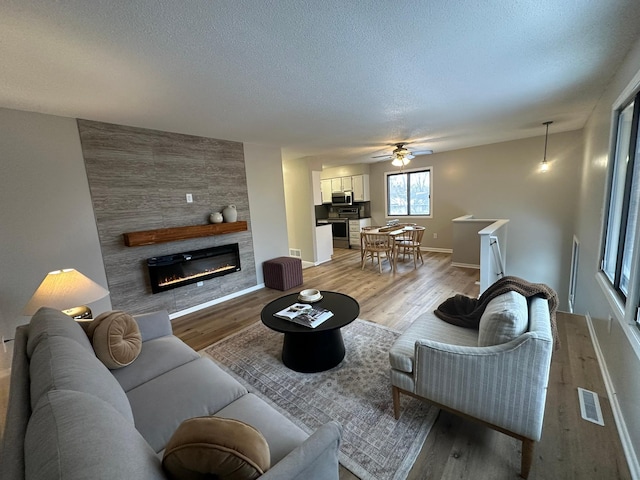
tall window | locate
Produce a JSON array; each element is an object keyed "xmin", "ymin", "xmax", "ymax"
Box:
[
  {"xmin": 602, "ymin": 90, "xmax": 640, "ymax": 310},
  {"xmin": 386, "ymin": 168, "xmax": 432, "ymax": 217}
]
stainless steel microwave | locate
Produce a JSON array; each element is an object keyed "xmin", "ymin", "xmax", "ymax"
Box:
[{"xmin": 331, "ymin": 191, "xmax": 353, "ymax": 206}]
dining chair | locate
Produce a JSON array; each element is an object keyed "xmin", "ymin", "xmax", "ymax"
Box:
[
  {"xmin": 360, "ymin": 227, "xmax": 382, "ymax": 262},
  {"xmin": 392, "ymin": 223, "xmax": 418, "ymax": 242},
  {"xmin": 361, "ymin": 232, "xmax": 393, "ymax": 273},
  {"xmin": 395, "ymin": 226, "xmax": 425, "ymax": 268}
]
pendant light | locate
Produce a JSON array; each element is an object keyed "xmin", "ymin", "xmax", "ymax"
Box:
[{"xmin": 541, "ymin": 121, "xmax": 553, "ymax": 172}]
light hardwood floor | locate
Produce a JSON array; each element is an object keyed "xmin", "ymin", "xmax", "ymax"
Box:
[{"xmin": 0, "ymin": 248, "xmax": 631, "ymax": 479}]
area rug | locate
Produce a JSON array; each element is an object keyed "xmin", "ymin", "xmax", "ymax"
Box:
[{"xmin": 201, "ymin": 319, "xmax": 439, "ymax": 480}]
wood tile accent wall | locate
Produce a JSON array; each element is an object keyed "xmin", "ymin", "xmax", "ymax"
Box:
[{"xmin": 77, "ymin": 119, "xmax": 256, "ymax": 315}]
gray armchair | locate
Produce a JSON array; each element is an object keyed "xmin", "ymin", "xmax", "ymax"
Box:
[{"xmin": 389, "ymin": 293, "xmax": 553, "ymax": 479}]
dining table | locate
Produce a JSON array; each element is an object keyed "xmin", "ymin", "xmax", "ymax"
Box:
[{"xmin": 360, "ymin": 225, "xmax": 418, "ymax": 272}]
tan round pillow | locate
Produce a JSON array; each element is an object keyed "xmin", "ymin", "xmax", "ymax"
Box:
[
  {"xmin": 162, "ymin": 416, "xmax": 270, "ymax": 480},
  {"xmin": 89, "ymin": 310, "xmax": 142, "ymax": 369}
]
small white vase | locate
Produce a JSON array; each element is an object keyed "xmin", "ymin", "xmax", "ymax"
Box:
[
  {"xmin": 209, "ymin": 212, "xmax": 223, "ymax": 224},
  {"xmin": 222, "ymin": 205, "xmax": 237, "ymax": 223}
]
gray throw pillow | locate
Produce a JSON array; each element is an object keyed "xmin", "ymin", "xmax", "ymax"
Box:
[{"xmin": 478, "ymin": 291, "xmax": 528, "ymax": 346}]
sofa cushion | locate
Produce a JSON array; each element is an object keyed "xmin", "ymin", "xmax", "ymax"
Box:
[
  {"xmin": 215, "ymin": 393, "xmax": 309, "ymax": 466},
  {"xmin": 127, "ymin": 357, "xmax": 248, "ymax": 452},
  {"xmin": 89, "ymin": 310, "xmax": 142, "ymax": 369},
  {"xmin": 162, "ymin": 416, "xmax": 270, "ymax": 480},
  {"xmin": 29, "ymin": 335, "xmax": 134, "ymax": 422},
  {"xmin": 389, "ymin": 311, "xmax": 479, "ymax": 374},
  {"xmin": 111, "ymin": 336, "xmax": 201, "ymax": 392},
  {"xmin": 26, "ymin": 307, "xmax": 93, "ymax": 357},
  {"xmin": 478, "ymin": 291, "xmax": 528, "ymax": 346},
  {"xmin": 133, "ymin": 310, "xmax": 174, "ymax": 342},
  {"xmin": 25, "ymin": 390, "xmax": 164, "ymax": 480}
]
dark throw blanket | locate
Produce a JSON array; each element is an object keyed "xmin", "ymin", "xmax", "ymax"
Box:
[{"xmin": 434, "ymin": 276, "xmax": 560, "ymax": 350}]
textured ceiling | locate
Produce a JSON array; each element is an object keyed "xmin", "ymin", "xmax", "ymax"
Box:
[{"xmin": 2, "ymin": 1, "xmax": 640, "ymax": 166}]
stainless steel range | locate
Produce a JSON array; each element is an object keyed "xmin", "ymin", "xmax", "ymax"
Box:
[
  {"xmin": 317, "ymin": 207, "xmax": 362, "ymax": 249},
  {"xmin": 317, "ymin": 218, "xmax": 349, "ymax": 248}
]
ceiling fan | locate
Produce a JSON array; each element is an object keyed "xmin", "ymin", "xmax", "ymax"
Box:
[{"xmin": 372, "ymin": 143, "xmax": 433, "ymax": 167}]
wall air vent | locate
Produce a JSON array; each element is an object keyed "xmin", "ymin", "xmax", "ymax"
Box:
[
  {"xmin": 577, "ymin": 387, "xmax": 604, "ymax": 426},
  {"xmin": 289, "ymin": 248, "xmax": 302, "ymax": 258}
]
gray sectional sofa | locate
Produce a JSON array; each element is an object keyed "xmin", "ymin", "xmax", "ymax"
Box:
[{"xmin": 1, "ymin": 307, "xmax": 342, "ymax": 479}]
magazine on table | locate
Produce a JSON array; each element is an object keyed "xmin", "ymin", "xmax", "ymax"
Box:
[{"xmin": 273, "ymin": 303, "xmax": 334, "ymax": 328}]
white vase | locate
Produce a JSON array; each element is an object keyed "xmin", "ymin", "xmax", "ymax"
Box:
[
  {"xmin": 222, "ymin": 205, "xmax": 237, "ymax": 223},
  {"xmin": 209, "ymin": 212, "xmax": 223, "ymax": 224}
]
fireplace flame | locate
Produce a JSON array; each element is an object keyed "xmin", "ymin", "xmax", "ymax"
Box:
[{"xmin": 158, "ymin": 264, "xmax": 237, "ymax": 288}]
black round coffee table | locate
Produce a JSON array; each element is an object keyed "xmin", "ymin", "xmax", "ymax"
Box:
[{"xmin": 261, "ymin": 291, "xmax": 360, "ymax": 373}]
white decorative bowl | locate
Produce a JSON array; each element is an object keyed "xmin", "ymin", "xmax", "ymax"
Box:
[{"xmin": 298, "ymin": 289, "xmax": 322, "ymax": 303}]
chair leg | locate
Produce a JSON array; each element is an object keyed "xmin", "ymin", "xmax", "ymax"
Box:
[
  {"xmin": 392, "ymin": 385, "xmax": 401, "ymax": 419},
  {"xmin": 520, "ymin": 438, "xmax": 534, "ymax": 479},
  {"xmin": 362, "ymin": 249, "xmax": 372, "ymax": 269}
]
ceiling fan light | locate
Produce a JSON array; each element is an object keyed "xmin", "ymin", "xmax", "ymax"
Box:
[
  {"xmin": 391, "ymin": 157, "xmax": 403, "ymax": 167},
  {"xmin": 404, "ymin": 153, "xmax": 415, "ymax": 160}
]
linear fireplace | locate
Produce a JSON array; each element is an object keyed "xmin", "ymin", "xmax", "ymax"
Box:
[{"xmin": 147, "ymin": 244, "xmax": 241, "ymax": 294}]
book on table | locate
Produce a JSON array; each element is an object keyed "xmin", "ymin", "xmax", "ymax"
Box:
[{"xmin": 273, "ymin": 303, "xmax": 334, "ymax": 328}]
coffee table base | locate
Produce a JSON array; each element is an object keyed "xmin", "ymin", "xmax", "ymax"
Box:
[{"xmin": 282, "ymin": 329, "xmax": 345, "ymax": 373}]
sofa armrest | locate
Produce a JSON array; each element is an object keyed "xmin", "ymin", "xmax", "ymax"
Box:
[
  {"xmin": 414, "ymin": 332, "xmax": 552, "ymax": 440},
  {"xmin": 133, "ymin": 310, "xmax": 173, "ymax": 342},
  {"xmin": 259, "ymin": 421, "xmax": 342, "ymax": 480}
]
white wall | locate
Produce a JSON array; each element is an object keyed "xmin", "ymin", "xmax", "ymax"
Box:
[
  {"xmin": 244, "ymin": 143, "xmax": 289, "ymax": 282},
  {"xmin": 574, "ymin": 35, "xmax": 640, "ymax": 473},
  {"xmin": 368, "ymin": 130, "xmax": 584, "ymax": 308},
  {"xmin": 321, "ymin": 164, "xmax": 370, "ymax": 179},
  {"xmin": 283, "ymin": 157, "xmax": 316, "ymax": 262},
  {"xmin": 0, "ymin": 108, "xmax": 111, "ymax": 340}
]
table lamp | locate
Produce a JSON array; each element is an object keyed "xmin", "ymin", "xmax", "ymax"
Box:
[{"xmin": 23, "ymin": 268, "xmax": 110, "ymax": 319}]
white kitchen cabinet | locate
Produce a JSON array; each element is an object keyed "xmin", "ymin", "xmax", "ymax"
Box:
[
  {"xmin": 320, "ymin": 179, "xmax": 332, "ymax": 204},
  {"xmin": 351, "ymin": 174, "xmax": 370, "ymax": 201},
  {"xmin": 330, "ymin": 176, "xmax": 353, "ymax": 192},
  {"xmin": 349, "ymin": 218, "xmax": 372, "ymax": 248}
]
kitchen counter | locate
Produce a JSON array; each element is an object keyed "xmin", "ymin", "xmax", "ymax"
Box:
[{"xmin": 315, "ymin": 223, "xmax": 333, "ymax": 263}]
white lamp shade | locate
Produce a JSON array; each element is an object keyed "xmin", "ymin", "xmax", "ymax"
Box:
[{"xmin": 23, "ymin": 269, "xmax": 110, "ymax": 316}]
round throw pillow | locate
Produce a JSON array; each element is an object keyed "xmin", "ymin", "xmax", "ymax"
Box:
[
  {"xmin": 89, "ymin": 310, "xmax": 142, "ymax": 369},
  {"xmin": 162, "ymin": 416, "xmax": 270, "ymax": 480}
]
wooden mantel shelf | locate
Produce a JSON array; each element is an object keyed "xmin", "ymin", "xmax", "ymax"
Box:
[{"xmin": 123, "ymin": 221, "xmax": 248, "ymax": 247}]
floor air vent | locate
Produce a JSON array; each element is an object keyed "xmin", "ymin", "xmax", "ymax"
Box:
[{"xmin": 577, "ymin": 387, "xmax": 604, "ymax": 426}]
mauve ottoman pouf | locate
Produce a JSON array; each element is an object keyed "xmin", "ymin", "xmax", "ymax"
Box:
[{"xmin": 263, "ymin": 257, "xmax": 303, "ymax": 291}]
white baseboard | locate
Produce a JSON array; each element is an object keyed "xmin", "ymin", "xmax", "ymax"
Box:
[
  {"xmin": 451, "ymin": 262, "xmax": 480, "ymax": 269},
  {"xmin": 169, "ymin": 283, "xmax": 265, "ymax": 319},
  {"xmin": 313, "ymin": 258, "xmax": 332, "ymax": 266},
  {"xmin": 422, "ymin": 247, "xmax": 453, "ymax": 254},
  {"xmin": 301, "ymin": 260, "xmax": 316, "ymax": 269},
  {"xmin": 585, "ymin": 311, "xmax": 640, "ymax": 479}
]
